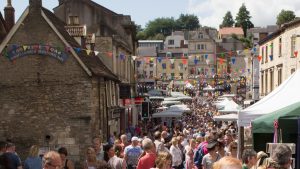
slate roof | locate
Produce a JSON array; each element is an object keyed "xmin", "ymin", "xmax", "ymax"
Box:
[
  {"xmin": 258, "ymin": 18, "xmax": 300, "ymax": 45},
  {"xmin": 42, "ymin": 8, "xmax": 119, "ymax": 81}
]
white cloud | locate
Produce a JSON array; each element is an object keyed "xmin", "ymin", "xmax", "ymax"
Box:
[{"xmin": 187, "ymin": 0, "xmax": 300, "ymax": 29}]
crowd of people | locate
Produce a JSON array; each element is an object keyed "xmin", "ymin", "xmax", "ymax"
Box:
[{"xmin": 0, "ymin": 96, "xmax": 294, "ymax": 169}]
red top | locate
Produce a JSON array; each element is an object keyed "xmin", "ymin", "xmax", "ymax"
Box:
[{"xmin": 136, "ymin": 153, "xmax": 156, "ymax": 169}]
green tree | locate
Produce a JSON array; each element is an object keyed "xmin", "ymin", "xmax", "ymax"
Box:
[
  {"xmin": 235, "ymin": 3, "xmax": 254, "ymax": 37},
  {"xmin": 220, "ymin": 11, "xmax": 235, "ymax": 28},
  {"xmin": 143, "ymin": 17, "xmax": 177, "ymax": 39},
  {"xmin": 176, "ymin": 14, "xmax": 200, "ymax": 30},
  {"xmin": 276, "ymin": 10, "xmax": 296, "ymax": 26}
]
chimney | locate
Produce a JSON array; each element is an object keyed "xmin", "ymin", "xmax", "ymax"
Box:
[
  {"xmin": 4, "ymin": 0, "xmax": 15, "ymax": 31},
  {"xmin": 58, "ymin": 0, "xmax": 64, "ymax": 5},
  {"xmin": 29, "ymin": 0, "xmax": 42, "ymax": 12}
]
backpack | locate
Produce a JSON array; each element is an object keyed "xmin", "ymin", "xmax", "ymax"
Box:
[{"xmin": 193, "ymin": 144, "xmax": 206, "ymax": 168}]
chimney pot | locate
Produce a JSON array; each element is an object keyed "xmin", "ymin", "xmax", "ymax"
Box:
[
  {"xmin": 4, "ymin": 0, "xmax": 15, "ymax": 31},
  {"xmin": 29, "ymin": 0, "xmax": 42, "ymax": 11}
]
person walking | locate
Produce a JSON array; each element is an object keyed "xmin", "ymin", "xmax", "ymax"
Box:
[
  {"xmin": 169, "ymin": 137, "xmax": 182, "ymax": 169},
  {"xmin": 104, "ymin": 144, "xmax": 126, "ymax": 169},
  {"xmin": 136, "ymin": 138, "xmax": 156, "ymax": 169},
  {"xmin": 58, "ymin": 147, "xmax": 74, "ymax": 169},
  {"xmin": 24, "ymin": 145, "xmax": 42, "ymax": 169},
  {"xmin": 124, "ymin": 137, "xmax": 143, "ymax": 169}
]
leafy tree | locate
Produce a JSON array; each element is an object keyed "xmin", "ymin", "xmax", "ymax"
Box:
[
  {"xmin": 235, "ymin": 3, "xmax": 254, "ymax": 37},
  {"xmin": 276, "ymin": 10, "xmax": 296, "ymax": 26},
  {"xmin": 176, "ymin": 14, "xmax": 200, "ymax": 30},
  {"xmin": 143, "ymin": 17, "xmax": 177, "ymax": 39},
  {"xmin": 220, "ymin": 11, "xmax": 235, "ymax": 28}
]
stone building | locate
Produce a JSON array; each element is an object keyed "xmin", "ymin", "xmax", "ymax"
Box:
[
  {"xmin": 157, "ymin": 31, "xmax": 189, "ymax": 91},
  {"xmin": 258, "ymin": 19, "xmax": 300, "ymax": 97},
  {"xmin": 0, "ymin": 0, "xmax": 120, "ymax": 164},
  {"xmin": 187, "ymin": 28, "xmax": 217, "ymax": 88},
  {"xmin": 53, "ymin": 0, "xmax": 137, "ymax": 134}
]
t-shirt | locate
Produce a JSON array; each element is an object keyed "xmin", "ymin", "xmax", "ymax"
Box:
[
  {"xmin": 108, "ymin": 156, "xmax": 125, "ymax": 169},
  {"xmin": 124, "ymin": 145, "xmax": 143, "ymax": 166},
  {"xmin": 5, "ymin": 152, "xmax": 21, "ymax": 169},
  {"xmin": 136, "ymin": 153, "xmax": 156, "ymax": 169},
  {"xmin": 24, "ymin": 157, "xmax": 42, "ymax": 169},
  {"xmin": 242, "ymin": 164, "xmax": 249, "ymax": 169},
  {"xmin": 202, "ymin": 153, "xmax": 221, "ymax": 169}
]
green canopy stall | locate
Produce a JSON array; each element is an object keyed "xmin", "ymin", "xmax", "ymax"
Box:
[{"xmin": 252, "ymin": 102, "xmax": 300, "ymax": 168}]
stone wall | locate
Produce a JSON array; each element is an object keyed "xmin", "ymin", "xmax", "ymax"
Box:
[{"xmin": 0, "ymin": 8, "xmax": 100, "ymax": 166}]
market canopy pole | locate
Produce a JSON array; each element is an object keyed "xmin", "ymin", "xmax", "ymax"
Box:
[{"xmin": 238, "ymin": 110, "xmax": 244, "ymax": 159}]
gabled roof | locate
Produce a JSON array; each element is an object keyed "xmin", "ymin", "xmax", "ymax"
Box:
[
  {"xmin": 0, "ymin": 6, "xmax": 119, "ymax": 81},
  {"xmin": 42, "ymin": 8, "xmax": 119, "ymax": 81},
  {"xmin": 219, "ymin": 27, "xmax": 244, "ymax": 36}
]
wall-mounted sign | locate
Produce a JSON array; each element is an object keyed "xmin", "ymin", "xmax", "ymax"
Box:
[{"xmin": 6, "ymin": 44, "xmax": 68, "ymax": 62}]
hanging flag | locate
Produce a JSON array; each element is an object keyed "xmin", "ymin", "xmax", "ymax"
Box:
[
  {"xmin": 182, "ymin": 59, "xmax": 187, "ymax": 65},
  {"xmin": 150, "ymin": 58, "xmax": 155, "ymax": 62},
  {"xmin": 194, "ymin": 59, "xmax": 198, "ymax": 65},
  {"xmin": 86, "ymin": 50, "xmax": 92, "ymax": 55},
  {"xmin": 219, "ymin": 58, "xmax": 224, "ymax": 64},
  {"xmin": 157, "ymin": 57, "xmax": 162, "ymax": 63},
  {"xmin": 107, "ymin": 52, "xmax": 113, "ymax": 57},
  {"xmin": 65, "ymin": 46, "xmax": 71, "ymax": 52},
  {"xmin": 94, "ymin": 51, "xmax": 99, "ymax": 56},
  {"xmin": 204, "ymin": 54, "xmax": 208, "ymax": 59},
  {"xmin": 269, "ymin": 55, "xmax": 273, "ymax": 61},
  {"xmin": 170, "ymin": 59, "xmax": 175, "ymax": 64},
  {"xmin": 131, "ymin": 56, "xmax": 137, "ymax": 60},
  {"xmin": 23, "ymin": 45, "xmax": 28, "ymax": 51},
  {"xmin": 294, "ymin": 51, "xmax": 298, "ymax": 57},
  {"xmin": 257, "ymin": 55, "xmax": 262, "ymax": 62},
  {"xmin": 231, "ymin": 57, "xmax": 236, "ymax": 64},
  {"xmin": 205, "ymin": 59, "xmax": 210, "ymax": 65},
  {"xmin": 75, "ymin": 47, "xmax": 81, "ymax": 53}
]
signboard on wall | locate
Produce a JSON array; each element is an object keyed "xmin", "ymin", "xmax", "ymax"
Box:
[{"xmin": 6, "ymin": 44, "xmax": 68, "ymax": 62}]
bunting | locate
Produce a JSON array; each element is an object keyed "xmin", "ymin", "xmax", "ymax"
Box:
[
  {"xmin": 170, "ymin": 59, "xmax": 175, "ymax": 64},
  {"xmin": 294, "ymin": 51, "xmax": 298, "ymax": 57},
  {"xmin": 257, "ymin": 56, "xmax": 262, "ymax": 62},
  {"xmin": 269, "ymin": 55, "xmax": 273, "ymax": 61},
  {"xmin": 231, "ymin": 57, "xmax": 236, "ymax": 65}
]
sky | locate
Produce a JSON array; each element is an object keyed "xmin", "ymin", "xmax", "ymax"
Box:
[{"xmin": 0, "ymin": 0, "xmax": 300, "ymax": 29}]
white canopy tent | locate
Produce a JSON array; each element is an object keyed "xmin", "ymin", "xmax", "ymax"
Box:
[
  {"xmin": 219, "ymin": 100, "xmax": 241, "ymax": 114},
  {"xmin": 238, "ymin": 69, "xmax": 300, "ymax": 127},
  {"xmin": 164, "ymin": 97, "xmax": 181, "ymax": 101},
  {"xmin": 177, "ymin": 96, "xmax": 192, "ymax": 101},
  {"xmin": 161, "ymin": 100, "xmax": 181, "ymax": 106},
  {"xmin": 170, "ymin": 92, "xmax": 186, "ymax": 97},
  {"xmin": 215, "ymin": 98, "xmax": 231, "ymax": 109},
  {"xmin": 152, "ymin": 111, "xmax": 183, "ymax": 118},
  {"xmin": 169, "ymin": 104, "xmax": 191, "ymax": 112},
  {"xmin": 152, "ymin": 104, "xmax": 190, "ymax": 118},
  {"xmin": 214, "ymin": 114, "xmax": 238, "ymax": 121}
]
